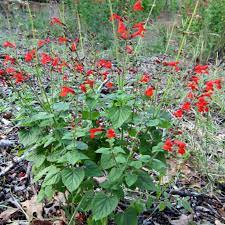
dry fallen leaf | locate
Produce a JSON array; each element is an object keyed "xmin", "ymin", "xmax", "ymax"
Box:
[
  {"xmin": 215, "ymin": 220, "xmax": 225, "ymax": 225},
  {"xmin": 0, "ymin": 208, "xmax": 18, "ymax": 221},
  {"xmin": 170, "ymin": 214, "xmax": 193, "ymax": 225},
  {"xmin": 22, "ymin": 195, "xmax": 43, "ymax": 220}
]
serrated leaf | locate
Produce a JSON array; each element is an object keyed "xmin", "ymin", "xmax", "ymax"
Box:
[
  {"xmin": 109, "ymin": 106, "xmax": 131, "ymax": 128},
  {"xmin": 96, "ymin": 147, "xmax": 111, "ymax": 154},
  {"xmin": 125, "ymin": 173, "xmax": 138, "ymax": 187},
  {"xmin": 92, "ymin": 192, "xmax": 119, "ymax": 220},
  {"xmin": 136, "ymin": 171, "xmax": 156, "ymax": 191},
  {"xmin": 84, "ymin": 160, "xmax": 103, "ymax": 177},
  {"xmin": 66, "ymin": 151, "xmax": 89, "ymax": 165},
  {"xmin": 19, "ymin": 127, "xmax": 42, "ymax": 147},
  {"xmin": 52, "ymin": 102, "xmax": 70, "ymax": 111},
  {"xmin": 115, "ymin": 207, "xmax": 137, "ymax": 225},
  {"xmin": 61, "ymin": 168, "xmax": 84, "ymax": 192}
]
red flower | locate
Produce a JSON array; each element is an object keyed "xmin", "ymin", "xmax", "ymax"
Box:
[
  {"xmin": 3, "ymin": 41, "xmax": 16, "ymax": 48},
  {"xmin": 52, "ymin": 57, "xmax": 60, "ymax": 67},
  {"xmin": 133, "ymin": 0, "xmax": 144, "ymax": 11},
  {"xmin": 181, "ymin": 102, "xmax": 191, "ymax": 111},
  {"xmin": 58, "ymin": 36, "xmax": 67, "ymax": 44},
  {"xmin": 205, "ymin": 80, "xmax": 214, "ymax": 92},
  {"xmin": 194, "ymin": 64, "xmax": 208, "ymax": 74},
  {"xmin": 163, "ymin": 61, "xmax": 180, "ymax": 71},
  {"xmin": 75, "ymin": 64, "xmax": 84, "ymax": 73},
  {"xmin": 131, "ymin": 22, "xmax": 146, "ymax": 38},
  {"xmin": 145, "ymin": 86, "xmax": 154, "ymax": 97},
  {"xmin": 71, "ymin": 42, "xmax": 77, "ymax": 52},
  {"xmin": 0, "ymin": 69, "xmax": 4, "ymax": 76},
  {"xmin": 187, "ymin": 92, "xmax": 195, "ymax": 99},
  {"xmin": 107, "ymin": 129, "xmax": 116, "ymax": 138},
  {"xmin": 13, "ymin": 72, "xmax": 25, "ymax": 84},
  {"xmin": 50, "ymin": 17, "xmax": 63, "ymax": 26},
  {"xmin": 195, "ymin": 97, "xmax": 209, "ymax": 113},
  {"xmin": 109, "ymin": 13, "xmax": 123, "ymax": 21},
  {"xmin": 89, "ymin": 127, "xmax": 103, "ymax": 139},
  {"xmin": 5, "ymin": 67, "xmax": 16, "ymax": 74},
  {"xmin": 190, "ymin": 76, "xmax": 199, "ymax": 84},
  {"xmin": 24, "ymin": 50, "xmax": 36, "ymax": 62},
  {"xmin": 173, "ymin": 109, "xmax": 183, "ymax": 118},
  {"xmin": 163, "ymin": 61, "xmax": 179, "ymax": 67},
  {"xmin": 41, "ymin": 53, "xmax": 52, "ymax": 65},
  {"xmin": 214, "ymin": 79, "xmax": 222, "ymax": 90},
  {"xmin": 163, "ymin": 139, "xmax": 173, "ymax": 152},
  {"xmin": 117, "ymin": 21, "xmax": 129, "ymax": 39},
  {"xmin": 174, "ymin": 140, "xmax": 186, "ymax": 155},
  {"xmin": 98, "ymin": 59, "xmax": 112, "ymax": 69},
  {"xmin": 4, "ymin": 55, "xmax": 15, "ymax": 65},
  {"xmin": 84, "ymin": 79, "xmax": 94, "ymax": 88},
  {"xmin": 187, "ymin": 81, "xmax": 198, "ymax": 91},
  {"xmin": 126, "ymin": 45, "xmax": 133, "ymax": 54},
  {"xmin": 101, "ymin": 71, "xmax": 109, "ymax": 80},
  {"xmin": 139, "ymin": 73, "xmax": 150, "ymax": 83},
  {"xmin": 79, "ymin": 84, "xmax": 87, "ymax": 93},
  {"xmin": 59, "ymin": 86, "xmax": 75, "ymax": 97},
  {"xmin": 106, "ymin": 82, "xmax": 114, "ymax": 89},
  {"xmin": 38, "ymin": 39, "xmax": 46, "ymax": 48},
  {"xmin": 87, "ymin": 70, "xmax": 94, "ymax": 76}
]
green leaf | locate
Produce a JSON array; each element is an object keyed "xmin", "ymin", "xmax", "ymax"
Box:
[
  {"xmin": 129, "ymin": 161, "xmax": 142, "ymax": 169},
  {"xmin": 66, "ymin": 151, "xmax": 89, "ymax": 165},
  {"xmin": 125, "ymin": 173, "xmax": 138, "ymax": 187},
  {"xmin": 76, "ymin": 141, "xmax": 88, "ymax": 150},
  {"xmin": 115, "ymin": 154, "xmax": 127, "ymax": 164},
  {"xmin": 61, "ymin": 168, "xmax": 85, "ymax": 192},
  {"xmin": 30, "ymin": 112, "xmax": 54, "ymax": 122},
  {"xmin": 82, "ymin": 111, "xmax": 100, "ymax": 120},
  {"xmin": 96, "ymin": 147, "xmax": 111, "ymax": 154},
  {"xmin": 135, "ymin": 171, "xmax": 156, "ymax": 191},
  {"xmin": 91, "ymin": 192, "xmax": 119, "ymax": 220},
  {"xmin": 53, "ymin": 102, "xmax": 70, "ymax": 111},
  {"xmin": 113, "ymin": 146, "xmax": 126, "ymax": 154},
  {"xmin": 147, "ymin": 119, "xmax": 160, "ymax": 127},
  {"xmin": 84, "ymin": 160, "xmax": 103, "ymax": 177},
  {"xmin": 108, "ymin": 166, "xmax": 125, "ymax": 183},
  {"xmin": 34, "ymin": 165, "xmax": 55, "ymax": 182},
  {"xmin": 19, "ymin": 127, "xmax": 42, "ymax": 147},
  {"xmin": 139, "ymin": 155, "xmax": 151, "ymax": 163},
  {"xmin": 101, "ymin": 154, "xmax": 116, "ymax": 169},
  {"xmin": 115, "ymin": 207, "xmax": 137, "ymax": 225},
  {"xmin": 109, "ymin": 106, "xmax": 131, "ymax": 128}
]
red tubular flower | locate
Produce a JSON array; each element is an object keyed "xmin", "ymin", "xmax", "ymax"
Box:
[
  {"xmin": 58, "ymin": 37, "xmax": 67, "ymax": 44},
  {"xmin": 133, "ymin": 0, "xmax": 144, "ymax": 11},
  {"xmin": 98, "ymin": 59, "xmax": 112, "ymax": 69},
  {"xmin": 0, "ymin": 69, "xmax": 4, "ymax": 76},
  {"xmin": 174, "ymin": 140, "xmax": 186, "ymax": 155},
  {"xmin": 163, "ymin": 61, "xmax": 179, "ymax": 67},
  {"xmin": 107, "ymin": 129, "xmax": 116, "ymax": 138},
  {"xmin": 38, "ymin": 39, "xmax": 46, "ymax": 48},
  {"xmin": 5, "ymin": 67, "xmax": 16, "ymax": 74},
  {"xmin": 205, "ymin": 80, "xmax": 214, "ymax": 92},
  {"xmin": 117, "ymin": 21, "xmax": 129, "ymax": 39},
  {"xmin": 86, "ymin": 70, "xmax": 94, "ymax": 76},
  {"xmin": 41, "ymin": 53, "xmax": 52, "ymax": 65},
  {"xmin": 3, "ymin": 41, "xmax": 16, "ymax": 48},
  {"xmin": 163, "ymin": 139, "xmax": 173, "ymax": 152},
  {"xmin": 24, "ymin": 50, "xmax": 36, "ymax": 62},
  {"xmin": 71, "ymin": 42, "xmax": 77, "ymax": 52},
  {"xmin": 109, "ymin": 13, "xmax": 123, "ymax": 21},
  {"xmin": 126, "ymin": 45, "xmax": 133, "ymax": 54},
  {"xmin": 75, "ymin": 64, "xmax": 84, "ymax": 73},
  {"xmin": 214, "ymin": 79, "xmax": 222, "ymax": 90},
  {"xmin": 89, "ymin": 127, "xmax": 103, "ymax": 139},
  {"xmin": 101, "ymin": 71, "xmax": 109, "ymax": 80},
  {"xmin": 195, "ymin": 96, "xmax": 209, "ymax": 113},
  {"xmin": 59, "ymin": 86, "xmax": 75, "ymax": 97},
  {"xmin": 84, "ymin": 79, "xmax": 94, "ymax": 88},
  {"xmin": 4, "ymin": 55, "xmax": 15, "ymax": 65},
  {"xmin": 187, "ymin": 81, "xmax": 198, "ymax": 91},
  {"xmin": 145, "ymin": 86, "xmax": 154, "ymax": 97},
  {"xmin": 194, "ymin": 64, "xmax": 209, "ymax": 74},
  {"xmin": 79, "ymin": 84, "xmax": 87, "ymax": 93},
  {"xmin": 181, "ymin": 102, "xmax": 191, "ymax": 111},
  {"xmin": 52, "ymin": 57, "xmax": 60, "ymax": 67},
  {"xmin": 139, "ymin": 73, "xmax": 150, "ymax": 83},
  {"xmin": 173, "ymin": 109, "xmax": 183, "ymax": 118},
  {"xmin": 13, "ymin": 72, "xmax": 25, "ymax": 84},
  {"xmin": 131, "ymin": 22, "xmax": 146, "ymax": 38},
  {"xmin": 187, "ymin": 92, "xmax": 195, "ymax": 99},
  {"xmin": 50, "ymin": 17, "xmax": 63, "ymax": 26},
  {"xmin": 106, "ymin": 82, "xmax": 114, "ymax": 89}
]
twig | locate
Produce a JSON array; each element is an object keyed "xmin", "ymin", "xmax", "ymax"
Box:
[{"xmin": 0, "ymin": 147, "xmax": 35, "ymax": 177}]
